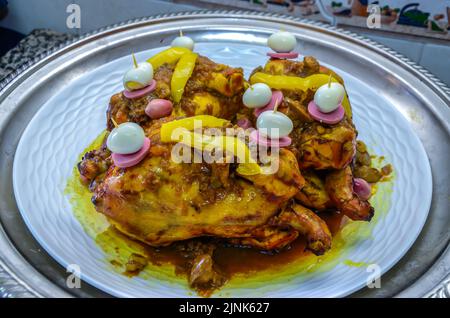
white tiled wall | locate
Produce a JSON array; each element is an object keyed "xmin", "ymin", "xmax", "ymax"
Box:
[
  {"xmin": 0, "ymin": 0, "xmax": 198, "ymax": 35},
  {"xmin": 363, "ymin": 33, "xmax": 450, "ymax": 86}
]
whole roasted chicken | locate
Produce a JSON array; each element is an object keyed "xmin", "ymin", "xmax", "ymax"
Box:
[{"xmin": 78, "ymin": 47, "xmax": 384, "ymax": 293}]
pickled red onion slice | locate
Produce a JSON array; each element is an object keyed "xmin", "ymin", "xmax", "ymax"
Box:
[
  {"xmin": 254, "ymin": 91, "xmax": 284, "ymax": 117},
  {"xmin": 112, "ymin": 138, "xmax": 151, "ymax": 168},
  {"xmin": 123, "ymin": 80, "xmax": 156, "ymax": 99},
  {"xmin": 249, "ymin": 130, "xmax": 291, "ymax": 148},
  {"xmin": 237, "ymin": 118, "xmax": 252, "ymax": 129},
  {"xmin": 307, "ymin": 100, "xmax": 344, "ymax": 125},
  {"xmin": 267, "ymin": 52, "xmax": 299, "ymax": 59}
]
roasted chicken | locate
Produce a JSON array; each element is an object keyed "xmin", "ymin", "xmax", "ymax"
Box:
[
  {"xmin": 249, "ymin": 56, "xmax": 371, "ymax": 220},
  {"xmin": 77, "ymin": 50, "xmax": 388, "ymax": 295}
]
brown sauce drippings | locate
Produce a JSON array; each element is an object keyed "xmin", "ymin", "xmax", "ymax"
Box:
[{"xmin": 125, "ymin": 211, "xmax": 344, "ymax": 279}]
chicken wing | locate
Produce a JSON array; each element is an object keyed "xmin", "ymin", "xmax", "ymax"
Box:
[
  {"xmin": 272, "ymin": 203, "xmax": 332, "ymax": 255},
  {"xmin": 325, "ymin": 166, "xmax": 374, "ymax": 221}
]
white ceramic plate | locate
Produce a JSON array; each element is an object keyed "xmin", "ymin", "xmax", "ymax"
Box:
[{"xmin": 13, "ymin": 43, "xmax": 432, "ymax": 297}]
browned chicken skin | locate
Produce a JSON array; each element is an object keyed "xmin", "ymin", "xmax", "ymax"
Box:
[
  {"xmin": 238, "ymin": 148, "xmax": 305, "ymax": 200},
  {"xmin": 77, "ymin": 143, "xmax": 111, "ymax": 189},
  {"xmin": 92, "ymin": 123, "xmax": 307, "ymax": 248},
  {"xmin": 274, "ymin": 204, "xmax": 332, "ymax": 255},
  {"xmin": 295, "ymin": 170, "xmax": 332, "ymax": 211},
  {"xmin": 231, "ymin": 226, "xmax": 300, "ymax": 251},
  {"xmin": 292, "ymin": 119, "xmax": 356, "ymax": 170}
]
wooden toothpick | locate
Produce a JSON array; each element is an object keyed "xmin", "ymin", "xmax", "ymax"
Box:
[
  {"xmin": 111, "ymin": 118, "xmax": 119, "ymax": 128},
  {"xmin": 131, "ymin": 53, "xmax": 138, "ymax": 68},
  {"xmin": 273, "ymin": 98, "xmax": 280, "ymax": 113},
  {"xmin": 328, "ymin": 73, "xmax": 332, "ymax": 88},
  {"xmin": 179, "ymin": 30, "xmax": 183, "ymax": 37}
]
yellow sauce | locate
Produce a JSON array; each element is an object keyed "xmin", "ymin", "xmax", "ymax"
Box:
[{"xmin": 65, "ymin": 132, "xmax": 394, "ymax": 296}]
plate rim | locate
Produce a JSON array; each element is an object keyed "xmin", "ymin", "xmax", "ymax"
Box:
[
  {"xmin": 0, "ymin": 10, "xmax": 449, "ymax": 298},
  {"xmin": 11, "ymin": 36, "xmax": 434, "ymax": 299}
]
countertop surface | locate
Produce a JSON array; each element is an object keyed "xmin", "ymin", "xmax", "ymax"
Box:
[{"xmin": 0, "ymin": 29, "xmax": 74, "ymax": 81}]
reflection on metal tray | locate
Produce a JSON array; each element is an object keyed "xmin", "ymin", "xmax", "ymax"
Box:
[{"xmin": 0, "ymin": 10, "xmax": 449, "ymax": 298}]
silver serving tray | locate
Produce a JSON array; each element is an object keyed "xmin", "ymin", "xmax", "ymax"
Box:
[{"xmin": 0, "ymin": 10, "xmax": 449, "ymax": 298}]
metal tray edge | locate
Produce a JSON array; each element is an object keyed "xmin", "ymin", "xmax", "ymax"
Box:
[{"xmin": 0, "ymin": 9, "xmax": 448, "ymax": 298}]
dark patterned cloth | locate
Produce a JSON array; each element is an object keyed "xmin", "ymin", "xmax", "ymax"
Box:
[{"xmin": 0, "ymin": 29, "xmax": 75, "ymax": 81}]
